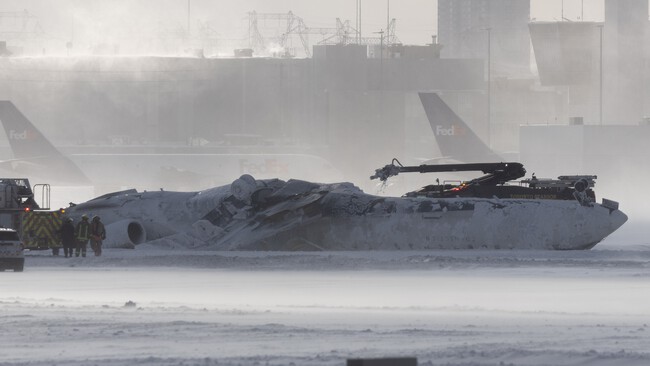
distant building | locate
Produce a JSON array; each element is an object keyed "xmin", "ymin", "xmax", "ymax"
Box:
[
  {"xmin": 604, "ymin": 0, "xmax": 648, "ymax": 124},
  {"xmin": 528, "ymin": 21, "xmax": 602, "ymax": 123},
  {"xmin": 0, "ymin": 46, "xmax": 487, "ymax": 184},
  {"xmin": 437, "ymin": 0, "xmax": 531, "ymax": 75},
  {"xmin": 529, "ymin": 22, "xmax": 601, "ymax": 87}
]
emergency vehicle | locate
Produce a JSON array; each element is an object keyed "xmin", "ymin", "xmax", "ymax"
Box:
[
  {"xmin": 0, "ymin": 178, "xmax": 64, "ymax": 252},
  {"xmin": 0, "ymin": 228, "xmax": 23, "ymax": 271}
]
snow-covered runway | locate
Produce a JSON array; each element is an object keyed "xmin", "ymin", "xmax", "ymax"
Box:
[{"xmin": 1, "ymin": 248, "xmax": 650, "ymax": 366}]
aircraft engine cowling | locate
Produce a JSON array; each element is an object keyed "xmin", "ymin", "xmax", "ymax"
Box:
[{"xmin": 103, "ymin": 220, "xmax": 147, "ymax": 249}]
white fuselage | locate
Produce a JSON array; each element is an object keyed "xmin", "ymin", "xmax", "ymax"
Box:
[{"xmin": 66, "ymin": 178, "xmax": 628, "ymax": 251}]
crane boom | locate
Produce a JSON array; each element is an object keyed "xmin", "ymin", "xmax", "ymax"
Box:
[{"xmin": 370, "ymin": 160, "xmax": 526, "ymax": 186}]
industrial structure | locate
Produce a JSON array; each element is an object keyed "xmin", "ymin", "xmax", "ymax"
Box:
[
  {"xmin": 437, "ymin": 0, "xmax": 531, "ymax": 75},
  {"xmin": 0, "ymin": 10, "xmax": 44, "ymax": 55},
  {"xmin": 1, "ymin": 1, "xmax": 650, "ymax": 192},
  {"xmin": 603, "ymin": 0, "xmax": 648, "ymax": 125},
  {"xmin": 0, "ymin": 42, "xmax": 465, "ymax": 185},
  {"xmin": 529, "ymin": 0, "xmax": 650, "ymax": 126}
]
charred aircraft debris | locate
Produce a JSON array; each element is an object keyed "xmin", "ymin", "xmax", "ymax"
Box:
[{"xmin": 65, "ymin": 160, "xmax": 627, "ymax": 251}]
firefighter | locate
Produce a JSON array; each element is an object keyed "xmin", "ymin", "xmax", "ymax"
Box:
[
  {"xmin": 60, "ymin": 217, "xmax": 75, "ymax": 258},
  {"xmin": 75, "ymin": 215, "xmax": 90, "ymax": 257},
  {"xmin": 90, "ymin": 216, "xmax": 106, "ymax": 257}
]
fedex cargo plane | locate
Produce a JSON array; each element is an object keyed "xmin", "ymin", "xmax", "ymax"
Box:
[
  {"xmin": 418, "ymin": 92, "xmax": 504, "ymax": 163},
  {"xmin": 0, "ymin": 101, "xmax": 92, "ymax": 185},
  {"xmin": 0, "ymin": 101, "xmax": 343, "ymax": 193}
]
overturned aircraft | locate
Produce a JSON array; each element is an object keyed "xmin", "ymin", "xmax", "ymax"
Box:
[{"xmin": 64, "ymin": 160, "xmax": 627, "ymax": 250}]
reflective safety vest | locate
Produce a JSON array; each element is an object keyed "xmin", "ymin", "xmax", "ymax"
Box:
[{"xmin": 76, "ymin": 220, "xmax": 90, "ymax": 241}]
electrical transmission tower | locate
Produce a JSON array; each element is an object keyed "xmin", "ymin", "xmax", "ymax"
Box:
[
  {"xmin": 245, "ymin": 10, "xmax": 399, "ymax": 57},
  {"xmin": 386, "ymin": 18, "xmax": 400, "ymax": 45},
  {"xmin": 308, "ymin": 18, "xmax": 357, "ymax": 46},
  {"xmin": 0, "ymin": 10, "xmax": 44, "ymax": 40},
  {"xmin": 247, "ymin": 11, "xmax": 310, "ymax": 57}
]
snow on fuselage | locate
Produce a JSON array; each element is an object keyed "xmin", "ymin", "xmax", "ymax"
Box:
[
  {"xmin": 65, "ymin": 176, "xmax": 628, "ymax": 250},
  {"xmin": 246, "ymin": 197, "xmax": 628, "ymax": 250}
]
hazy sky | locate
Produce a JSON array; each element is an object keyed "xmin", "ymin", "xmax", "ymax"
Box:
[{"xmin": 3, "ymin": 0, "xmax": 607, "ymax": 47}]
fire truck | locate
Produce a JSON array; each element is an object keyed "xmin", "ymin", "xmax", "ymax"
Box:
[{"xmin": 0, "ymin": 178, "xmax": 64, "ymax": 252}]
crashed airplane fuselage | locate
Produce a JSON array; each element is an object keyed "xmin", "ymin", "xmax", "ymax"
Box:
[{"xmin": 65, "ymin": 172, "xmax": 627, "ymax": 251}]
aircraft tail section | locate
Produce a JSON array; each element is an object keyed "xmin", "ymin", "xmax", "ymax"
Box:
[
  {"xmin": 419, "ymin": 92, "xmax": 502, "ymax": 162},
  {"xmin": 0, "ymin": 101, "xmax": 91, "ymax": 184}
]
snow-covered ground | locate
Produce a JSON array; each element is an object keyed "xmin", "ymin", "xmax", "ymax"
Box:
[{"xmin": 2, "ymin": 231, "xmax": 650, "ymax": 366}]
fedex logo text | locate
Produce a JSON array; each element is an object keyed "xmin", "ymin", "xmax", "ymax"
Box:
[
  {"xmin": 9, "ymin": 129, "xmax": 34, "ymax": 140},
  {"xmin": 435, "ymin": 124, "xmax": 467, "ymax": 136},
  {"xmin": 240, "ymin": 159, "xmax": 289, "ymax": 175}
]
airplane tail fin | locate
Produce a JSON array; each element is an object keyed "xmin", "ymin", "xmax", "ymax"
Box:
[
  {"xmin": 0, "ymin": 101, "xmax": 91, "ymax": 184},
  {"xmin": 418, "ymin": 92, "xmax": 502, "ymax": 162}
]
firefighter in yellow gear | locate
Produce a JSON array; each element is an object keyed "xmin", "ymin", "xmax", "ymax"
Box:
[{"xmin": 75, "ymin": 215, "xmax": 90, "ymax": 257}]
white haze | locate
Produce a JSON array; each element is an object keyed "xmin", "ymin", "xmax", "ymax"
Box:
[
  {"xmin": 0, "ymin": 1, "xmax": 649, "ymax": 364},
  {"xmin": 1, "ymin": 250, "xmax": 649, "ymax": 366},
  {"xmin": 0, "ymin": 0, "xmax": 646, "ymax": 230},
  {"xmin": 1, "ymin": 0, "xmax": 607, "ymax": 55}
]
